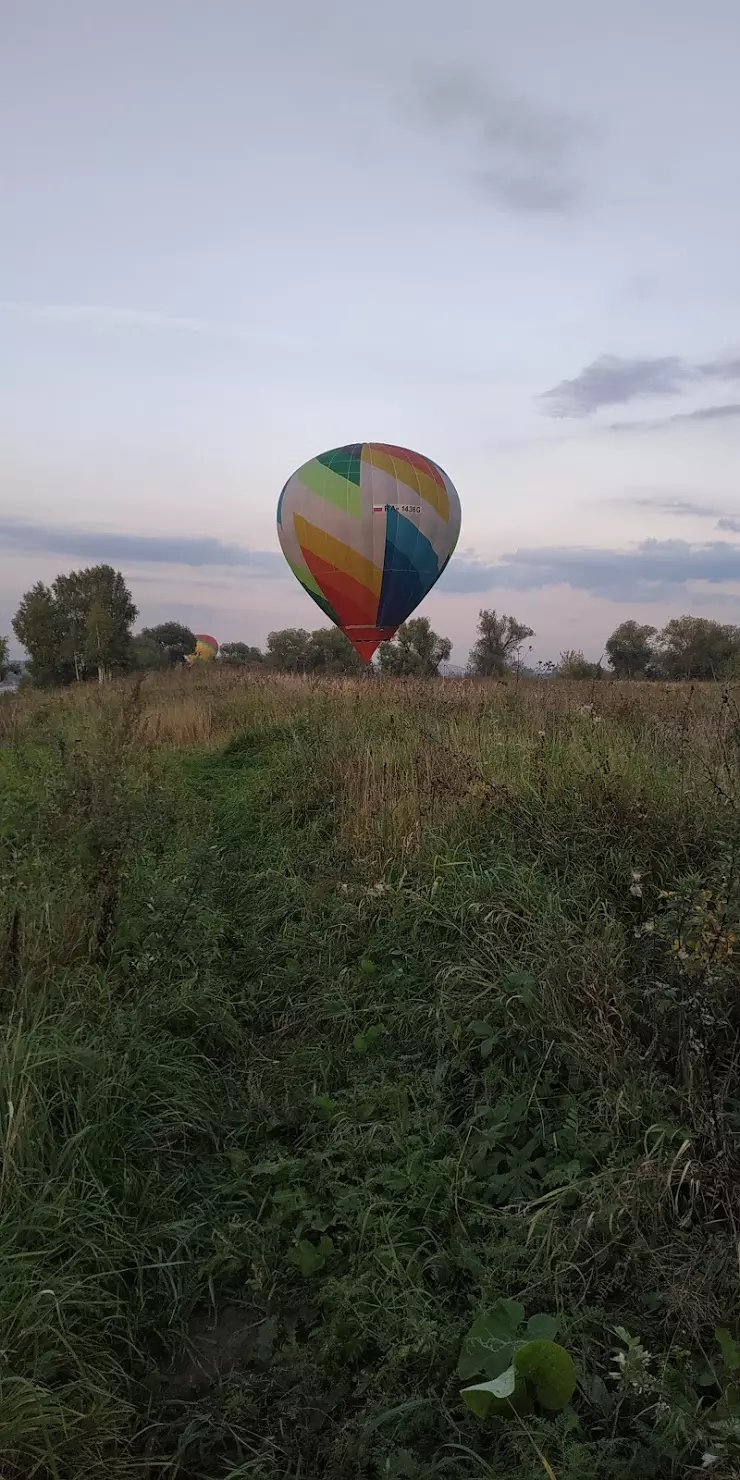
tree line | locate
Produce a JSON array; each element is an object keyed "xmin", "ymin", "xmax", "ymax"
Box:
[{"xmin": 4, "ymin": 564, "xmax": 740, "ymax": 686}]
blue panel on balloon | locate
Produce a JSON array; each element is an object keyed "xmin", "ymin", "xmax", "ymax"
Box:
[{"xmin": 377, "ymin": 509, "xmax": 440, "ymax": 628}]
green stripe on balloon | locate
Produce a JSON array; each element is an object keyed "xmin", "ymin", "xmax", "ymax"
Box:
[
  {"xmin": 298, "ymin": 458, "xmax": 362, "ymax": 518},
  {"xmin": 317, "ymin": 444, "xmax": 363, "ymax": 487}
]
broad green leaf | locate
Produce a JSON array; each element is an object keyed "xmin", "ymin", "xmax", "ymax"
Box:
[
  {"xmin": 715, "ymin": 1382, "xmax": 740, "ymax": 1419},
  {"xmin": 697, "ymin": 1367, "xmax": 718, "ymax": 1389},
  {"xmin": 526, "ymin": 1314, "xmax": 560, "ymax": 1343},
  {"xmin": 460, "ymin": 1384, "xmax": 498, "ymax": 1420},
  {"xmin": 514, "ymin": 1340, "xmax": 577, "ymax": 1411},
  {"xmin": 287, "ymin": 1235, "xmax": 332, "ymax": 1277},
  {"xmin": 716, "ymin": 1327, "xmax": 740, "ymax": 1372},
  {"xmin": 461, "ymin": 1366, "xmax": 516, "ymax": 1417},
  {"xmin": 503, "ymin": 969, "xmax": 537, "ymax": 1004},
  {"xmin": 255, "ymin": 1315, "xmax": 279, "ymax": 1363},
  {"xmin": 464, "ymin": 1366, "xmax": 517, "ymax": 1404},
  {"xmin": 461, "ymin": 1364, "xmax": 517, "ymax": 1412},
  {"xmin": 586, "ymin": 1374, "xmax": 613, "ymax": 1413},
  {"xmin": 457, "ymin": 1300, "xmax": 525, "ymax": 1380},
  {"xmin": 502, "ymin": 1093, "xmax": 529, "ymax": 1125},
  {"xmin": 470, "ymin": 1020, "xmax": 495, "ymax": 1038},
  {"xmin": 460, "ymin": 1368, "xmax": 532, "ymax": 1419}
]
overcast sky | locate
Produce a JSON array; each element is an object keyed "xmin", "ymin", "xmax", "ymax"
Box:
[{"xmin": 3, "ymin": 0, "xmax": 740, "ymax": 663}]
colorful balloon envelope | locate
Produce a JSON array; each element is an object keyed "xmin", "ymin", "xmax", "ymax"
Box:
[
  {"xmin": 277, "ymin": 443, "xmax": 461, "ymax": 660},
  {"xmin": 186, "ymin": 633, "xmax": 219, "ymax": 663}
]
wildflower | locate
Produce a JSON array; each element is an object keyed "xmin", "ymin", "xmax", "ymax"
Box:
[{"xmin": 609, "ymin": 1328, "xmax": 653, "ymax": 1395}]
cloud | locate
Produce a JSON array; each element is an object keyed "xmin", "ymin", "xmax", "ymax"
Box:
[
  {"xmin": 0, "ymin": 517, "xmax": 284, "ymax": 573},
  {"xmin": 416, "ymin": 66, "xmax": 580, "ymax": 213},
  {"xmin": 700, "ymin": 357, "xmax": 740, "ymax": 381},
  {"xmin": 3, "ymin": 302, "xmax": 246, "ymax": 341},
  {"xmin": 718, "ymin": 518, "xmax": 740, "ymax": 533},
  {"xmin": 609, "ymin": 402, "xmax": 740, "ymax": 433},
  {"xmin": 540, "ymin": 355, "xmax": 694, "ymax": 418},
  {"xmin": 442, "ymin": 538, "xmax": 740, "ymax": 603},
  {"xmin": 624, "ymin": 495, "xmax": 730, "ymax": 517},
  {"xmin": 541, "ymin": 352, "xmax": 740, "ymax": 420},
  {"xmin": 669, "ymin": 402, "xmax": 740, "ymax": 423},
  {"xmin": 8, "ymin": 518, "xmax": 740, "ymax": 614}
]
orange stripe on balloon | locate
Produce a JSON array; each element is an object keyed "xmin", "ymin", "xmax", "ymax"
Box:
[
  {"xmin": 363, "ymin": 446, "xmax": 449, "ymax": 521},
  {"xmin": 294, "ymin": 514, "xmax": 381, "ymax": 597},
  {"xmin": 300, "ymin": 554, "xmax": 379, "ymax": 628},
  {"xmin": 369, "ymin": 444, "xmax": 445, "ymax": 487}
]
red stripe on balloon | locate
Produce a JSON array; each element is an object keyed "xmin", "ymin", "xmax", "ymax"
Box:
[
  {"xmin": 367, "ymin": 444, "xmax": 445, "ymax": 487},
  {"xmin": 300, "ymin": 551, "xmax": 378, "ymax": 629}
]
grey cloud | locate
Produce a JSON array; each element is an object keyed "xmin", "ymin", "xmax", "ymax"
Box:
[
  {"xmin": 476, "ymin": 168, "xmax": 572, "ymax": 212},
  {"xmin": 718, "ymin": 518, "xmax": 740, "ymax": 532},
  {"xmin": 675, "ymin": 402, "xmax": 740, "ymax": 422},
  {"xmin": 541, "ymin": 352, "xmax": 740, "ymax": 419},
  {"xmin": 442, "ymin": 539, "xmax": 740, "ymax": 603},
  {"xmin": 700, "ymin": 357, "xmax": 740, "ymax": 380},
  {"xmin": 540, "ymin": 355, "xmax": 693, "ymax": 418},
  {"xmin": 609, "ymin": 402, "xmax": 740, "ymax": 433},
  {"xmin": 0, "ymin": 518, "xmax": 284, "ymax": 573},
  {"xmin": 416, "ymin": 66, "xmax": 579, "ymax": 213},
  {"xmin": 625, "ymin": 495, "xmax": 730, "ymax": 517},
  {"xmin": 10, "ymin": 518, "xmax": 740, "ymax": 614}
]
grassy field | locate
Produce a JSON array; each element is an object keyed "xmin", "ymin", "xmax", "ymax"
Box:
[{"xmin": 2, "ymin": 668, "xmax": 740, "ymax": 1479}]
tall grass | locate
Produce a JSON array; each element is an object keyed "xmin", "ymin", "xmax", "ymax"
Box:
[{"xmin": 2, "ymin": 671, "xmax": 740, "ymax": 1478}]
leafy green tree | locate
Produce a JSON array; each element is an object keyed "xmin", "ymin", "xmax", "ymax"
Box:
[
  {"xmin": 220, "ymin": 642, "xmax": 264, "ymax": 665},
  {"xmin": 265, "ymin": 628, "xmax": 311, "ymax": 672},
  {"xmin": 13, "ymin": 566, "xmax": 137, "ymax": 685},
  {"xmin": 557, "ymin": 649, "xmax": 602, "ymax": 679},
  {"xmin": 139, "ymin": 622, "xmax": 196, "ymax": 666},
  {"xmin": 12, "ymin": 582, "xmax": 70, "ymax": 685},
  {"xmin": 85, "ymin": 599, "xmax": 118, "ymax": 683},
  {"xmin": 305, "ymin": 628, "xmax": 362, "ymax": 674},
  {"xmin": 0, "ymin": 635, "xmax": 8, "ymax": 681},
  {"xmin": 378, "ymin": 617, "xmax": 452, "ymax": 676},
  {"xmin": 467, "ymin": 610, "xmax": 534, "ymax": 677},
  {"xmin": 657, "ymin": 616, "xmax": 740, "ymax": 680},
  {"xmin": 131, "ymin": 634, "xmax": 165, "ymax": 671},
  {"xmin": 56, "ymin": 566, "xmax": 137, "ymax": 682},
  {"xmin": 605, "ymin": 621, "xmax": 657, "ymax": 678}
]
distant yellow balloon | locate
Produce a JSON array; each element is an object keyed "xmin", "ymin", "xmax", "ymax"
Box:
[{"xmin": 185, "ymin": 633, "xmax": 219, "ymax": 664}]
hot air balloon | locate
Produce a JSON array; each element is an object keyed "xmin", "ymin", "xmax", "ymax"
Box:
[
  {"xmin": 185, "ymin": 633, "xmax": 219, "ymax": 664},
  {"xmin": 277, "ymin": 443, "xmax": 461, "ymax": 661}
]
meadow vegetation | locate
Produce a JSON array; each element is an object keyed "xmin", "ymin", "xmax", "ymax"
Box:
[{"xmin": 2, "ymin": 668, "xmax": 740, "ymax": 1478}]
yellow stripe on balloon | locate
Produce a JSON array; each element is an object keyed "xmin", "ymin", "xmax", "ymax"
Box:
[
  {"xmin": 364, "ymin": 447, "xmax": 450, "ymax": 522},
  {"xmin": 294, "ymin": 515, "xmax": 382, "ymax": 596}
]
